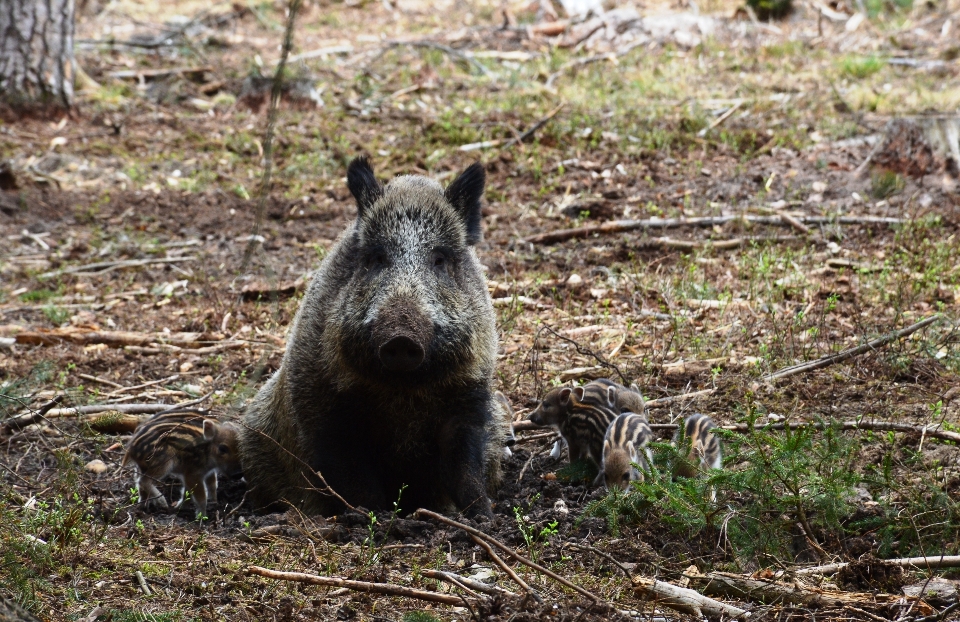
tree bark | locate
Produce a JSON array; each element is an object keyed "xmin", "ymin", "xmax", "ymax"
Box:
[{"xmin": 0, "ymin": 0, "xmax": 75, "ymax": 109}]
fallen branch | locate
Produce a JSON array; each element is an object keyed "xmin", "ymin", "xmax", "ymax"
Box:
[
  {"xmin": 4, "ymin": 395, "xmax": 211, "ymax": 432},
  {"xmin": 108, "ymin": 66, "xmax": 211, "ymax": 80},
  {"xmin": 795, "ymin": 555, "xmax": 960, "ymax": 576},
  {"xmin": 914, "ymin": 601, "xmax": 960, "ymax": 622},
  {"xmin": 512, "ymin": 431, "xmax": 557, "ymax": 445},
  {"xmin": 763, "ymin": 315, "xmax": 940, "ymax": 381},
  {"xmin": 525, "ymin": 215, "xmax": 906, "ymax": 245},
  {"xmin": 633, "ymin": 576, "xmax": 750, "ymax": 619},
  {"xmin": 563, "ymin": 542, "xmax": 633, "ymax": 579},
  {"xmin": 378, "ymin": 40, "xmax": 493, "ymax": 78},
  {"xmin": 545, "ymin": 39, "xmax": 646, "ymax": 88},
  {"xmin": 645, "ymin": 388, "xmax": 716, "ymax": 409},
  {"xmin": 123, "ymin": 342, "xmax": 245, "ymax": 355},
  {"xmin": 468, "ymin": 536, "xmax": 539, "ymax": 601},
  {"xmin": 38, "ymin": 257, "xmax": 196, "ymax": 279},
  {"xmin": 243, "ymin": 0, "xmax": 301, "ymax": 271},
  {"xmin": 698, "ymin": 100, "xmax": 744, "ymax": 137},
  {"xmin": 690, "ymin": 571, "xmax": 929, "ymax": 613},
  {"xmin": 77, "ymin": 374, "xmax": 124, "ymax": 389},
  {"xmin": 104, "ymin": 375, "xmax": 181, "ymax": 396},
  {"xmin": 1, "ymin": 396, "xmax": 63, "ymax": 433},
  {"xmin": 81, "ymin": 412, "xmax": 145, "ymax": 434},
  {"xmin": 246, "ymin": 566, "xmax": 463, "ymax": 605},
  {"xmin": 420, "ymin": 569, "xmax": 519, "ymax": 598},
  {"xmin": 13, "ymin": 327, "xmax": 226, "ymax": 348},
  {"xmin": 644, "ymin": 419, "xmax": 960, "ymax": 444},
  {"xmin": 780, "ymin": 212, "xmax": 811, "ymax": 234},
  {"xmin": 415, "ymin": 508, "xmax": 600, "ymax": 602},
  {"xmin": 500, "ymin": 102, "xmax": 565, "ymax": 150}
]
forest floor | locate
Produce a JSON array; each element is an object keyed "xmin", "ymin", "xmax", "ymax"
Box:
[{"xmin": 2, "ymin": 0, "xmax": 960, "ymax": 620}]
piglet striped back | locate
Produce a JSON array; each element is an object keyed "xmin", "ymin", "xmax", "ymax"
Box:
[
  {"xmin": 673, "ymin": 413, "xmax": 722, "ymax": 478},
  {"xmin": 600, "ymin": 412, "xmax": 654, "ymax": 490}
]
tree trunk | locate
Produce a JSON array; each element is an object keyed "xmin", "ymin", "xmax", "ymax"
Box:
[{"xmin": 0, "ymin": 0, "xmax": 75, "ymax": 109}]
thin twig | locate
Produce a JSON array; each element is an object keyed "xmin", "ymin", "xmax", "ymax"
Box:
[
  {"xmin": 795, "ymin": 555, "xmax": 960, "ymax": 576},
  {"xmin": 377, "ymin": 40, "xmax": 494, "ymax": 78},
  {"xmin": 499, "ymin": 102, "xmax": 565, "ymax": 150},
  {"xmin": 697, "ymin": 101, "xmax": 744, "ymax": 137},
  {"xmin": 525, "ymin": 215, "xmax": 906, "ymax": 245},
  {"xmin": 247, "ymin": 566, "xmax": 464, "ymax": 605},
  {"xmin": 644, "ymin": 419, "xmax": 960, "ymax": 444},
  {"xmin": 417, "ymin": 509, "xmax": 601, "ymax": 603},
  {"xmin": 1, "ymin": 396, "xmax": 63, "ymax": 433},
  {"xmin": 236, "ymin": 420, "xmax": 360, "ymax": 514},
  {"xmin": 534, "ymin": 324, "xmax": 629, "ymax": 385},
  {"xmin": 37, "ymin": 257, "xmax": 195, "ymax": 279},
  {"xmin": 78, "ymin": 374, "xmax": 124, "ymax": 389},
  {"xmin": 469, "ymin": 535, "xmax": 542, "ymax": 603},
  {"xmin": 912, "ymin": 601, "xmax": 960, "ymax": 622},
  {"xmin": 241, "ymin": 0, "xmax": 302, "ymax": 271},
  {"xmin": 135, "ymin": 571, "xmax": 152, "ymax": 596},
  {"xmin": 104, "ymin": 375, "xmax": 181, "ymax": 396},
  {"xmin": 564, "ymin": 542, "xmax": 633, "ymax": 579},
  {"xmin": 763, "ymin": 315, "xmax": 940, "ymax": 381},
  {"xmin": 644, "ymin": 388, "xmax": 716, "ymax": 409},
  {"xmin": 420, "ymin": 569, "xmax": 519, "ymax": 598}
]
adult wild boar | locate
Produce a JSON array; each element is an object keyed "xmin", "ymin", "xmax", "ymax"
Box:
[{"xmin": 240, "ymin": 157, "xmax": 501, "ymax": 517}]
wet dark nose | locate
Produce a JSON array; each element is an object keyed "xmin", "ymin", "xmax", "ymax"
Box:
[{"xmin": 379, "ymin": 336, "xmax": 425, "ymax": 372}]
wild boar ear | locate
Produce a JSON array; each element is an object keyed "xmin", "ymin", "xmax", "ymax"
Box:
[
  {"xmin": 558, "ymin": 387, "xmax": 572, "ymax": 405},
  {"xmin": 202, "ymin": 419, "xmax": 217, "ymax": 441},
  {"xmin": 572, "ymin": 386, "xmax": 585, "ymax": 402},
  {"xmin": 444, "ymin": 162, "xmax": 485, "ymax": 245},
  {"xmin": 607, "ymin": 386, "xmax": 618, "ymax": 409},
  {"xmin": 347, "ymin": 156, "xmax": 383, "ymax": 218}
]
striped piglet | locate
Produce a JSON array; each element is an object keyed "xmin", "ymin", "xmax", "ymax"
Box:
[
  {"xmin": 598, "ymin": 412, "xmax": 654, "ymax": 490},
  {"xmin": 123, "ymin": 412, "xmax": 242, "ymax": 518}
]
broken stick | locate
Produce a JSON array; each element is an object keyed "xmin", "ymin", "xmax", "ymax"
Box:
[
  {"xmin": 415, "ymin": 508, "xmax": 601, "ymax": 602},
  {"xmin": 763, "ymin": 314, "xmax": 940, "ymax": 381},
  {"xmin": 420, "ymin": 569, "xmax": 519, "ymax": 598},
  {"xmin": 633, "ymin": 576, "xmax": 750, "ymax": 619},
  {"xmin": 795, "ymin": 555, "xmax": 960, "ymax": 576},
  {"xmin": 38, "ymin": 256, "xmax": 196, "ymax": 279},
  {"xmin": 246, "ymin": 566, "xmax": 463, "ymax": 605},
  {"xmin": 469, "ymin": 535, "xmax": 540, "ymax": 602},
  {"xmin": 690, "ymin": 571, "xmax": 927, "ymax": 612},
  {"xmin": 1, "ymin": 396, "xmax": 63, "ymax": 433},
  {"xmin": 525, "ymin": 214, "xmax": 905, "ymax": 245},
  {"xmin": 500, "ymin": 102, "xmax": 565, "ymax": 150}
]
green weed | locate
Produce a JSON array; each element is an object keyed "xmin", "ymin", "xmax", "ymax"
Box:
[
  {"xmin": 514, "ymin": 495, "xmax": 558, "ymax": 563},
  {"xmin": 871, "ymin": 170, "xmax": 905, "ymax": 198},
  {"xmin": 42, "ymin": 305, "xmax": 70, "ymax": 326},
  {"xmin": 841, "ymin": 55, "xmax": 884, "ymax": 80}
]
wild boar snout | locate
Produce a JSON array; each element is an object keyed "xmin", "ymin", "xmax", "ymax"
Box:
[{"xmin": 373, "ymin": 298, "xmax": 433, "ymax": 372}]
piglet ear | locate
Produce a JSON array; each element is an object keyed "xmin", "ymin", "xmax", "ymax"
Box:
[
  {"xmin": 572, "ymin": 386, "xmax": 585, "ymax": 402},
  {"xmin": 444, "ymin": 162, "xmax": 485, "ymax": 245},
  {"xmin": 559, "ymin": 387, "xmax": 572, "ymax": 405},
  {"xmin": 202, "ymin": 419, "xmax": 217, "ymax": 441},
  {"xmin": 347, "ymin": 156, "xmax": 383, "ymax": 218},
  {"xmin": 607, "ymin": 386, "xmax": 618, "ymax": 409}
]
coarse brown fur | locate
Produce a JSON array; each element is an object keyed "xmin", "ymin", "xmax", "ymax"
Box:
[
  {"xmin": 123, "ymin": 412, "xmax": 241, "ymax": 518},
  {"xmin": 527, "ymin": 385, "xmax": 618, "ymax": 467},
  {"xmin": 239, "ymin": 158, "xmax": 500, "ymax": 517}
]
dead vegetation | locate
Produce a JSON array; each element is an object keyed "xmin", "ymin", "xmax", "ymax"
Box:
[{"xmin": 2, "ymin": 0, "xmax": 960, "ymax": 619}]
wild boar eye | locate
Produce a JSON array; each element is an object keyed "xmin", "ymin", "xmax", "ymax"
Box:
[
  {"xmin": 218, "ymin": 444, "xmax": 230, "ymax": 454},
  {"xmin": 431, "ymin": 251, "xmax": 450, "ymax": 271},
  {"xmin": 367, "ymin": 252, "xmax": 387, "ymax": 269},
  {"xmin": 622, "ymin": 473, "xmax": 630, "ymax": 481}
]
